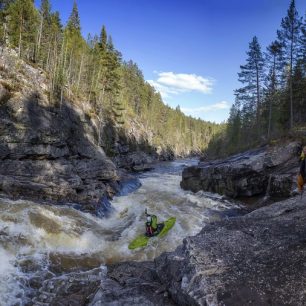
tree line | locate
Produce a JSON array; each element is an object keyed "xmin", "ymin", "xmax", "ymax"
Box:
[
  {"xmin": 206, "ymin": 0, "xmax": 306, "ymax": 158},
  {"xmin": 0, "ymin": 0, "xmax": 221, "ymax": 157}
]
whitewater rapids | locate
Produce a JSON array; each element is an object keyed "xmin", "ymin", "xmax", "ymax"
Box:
[{"xmin": 0, "ymin": 159, "xmax": 239, "ymax": 305}]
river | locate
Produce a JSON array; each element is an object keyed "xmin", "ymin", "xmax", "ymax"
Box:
[{"xmin": 0, "ymin": 159, "xmax": 240, "ymax": 305}]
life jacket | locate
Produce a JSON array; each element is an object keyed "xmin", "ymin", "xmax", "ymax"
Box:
[{"xmin": 146, "ymin": 214, "xmax": 158, "ymax": 236}]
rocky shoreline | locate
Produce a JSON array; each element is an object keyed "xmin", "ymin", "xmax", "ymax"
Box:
[{"xmin": 181, "ymin": 141, "xmax": 300, "ymax": 201}]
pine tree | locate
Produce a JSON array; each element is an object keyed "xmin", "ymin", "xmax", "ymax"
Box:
[
  {"xmin": 0, "ymin": 0, "xmax": 14, "ymax": 44},
  {"xmin": 35, "ymin": 0, "xmax": 51, "ymax": 63},
  {"xmin": 64, "ymin": 1, "xmax": 85, "ymax": 95},
  {"xmin": 265, "ymin": 40, "xmax": 283, "ymax": 139},
  {"xmin": 235, "ymin": 36, "xmax": 265, "ymax": 135},
  {"xmin": 300, "ymin": 12, "xmax": 306, "ymax": 74},
  {"xmin": 226, "ymin": 100, "xmax": 241, "ymax": 150},
  {"xmin": 277, "ymin": 0, "xmax": 302, "ymax": 129},
  {"xmin": 100, "ymin": 25, "xmax": 107, "ymax": 52},
  {"xmin": 6, "ymin": 0, "xmax": 39, "ymax": 59},
  {"xmin": 66, "ymin": 0, "xmax": 81, "ymax": 34},
  {"xmin": 0, "ymin": 0, "xmax": 13, "ymax": 11}
]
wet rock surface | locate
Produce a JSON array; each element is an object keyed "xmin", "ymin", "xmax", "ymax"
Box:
[
  {"xmin": 154, "ymin": 196, "xmax": 306, "ymax": 305},
  {"xmin": 89, "ymin": 262, "xmax": 175, "ymax": 306},
  {"xmin": 181, "ymin": 142, "xmax": 300, "ymax": 199},
  {"xmin": 30, "ymin": 267, "xmax": 104, "ymax": 306}
]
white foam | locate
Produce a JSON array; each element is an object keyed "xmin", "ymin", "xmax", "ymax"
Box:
[
  {"xmin": 0, "ymin": 247, "xmax": 24, "ymax": 306},
  {"xmin": 0, "ymin": 161, "xmax": 238, "ymax": 302}
]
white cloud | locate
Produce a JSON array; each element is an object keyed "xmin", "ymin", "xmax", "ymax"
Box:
[
  {"xmin": 157, "ymin": 72, "xmax": 213, "ymax": 94},
  {"xmin": 181, "ymin": 101, "xmax": 230, "ymax": 117},
  {"xmin": 148, "ymin": 71, "xmax": 214, "ymax": 99}
]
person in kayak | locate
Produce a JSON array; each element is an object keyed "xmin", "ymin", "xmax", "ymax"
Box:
[{"xmin": 145, "ymin": 209, "xmax": 160, "ymax": 237}]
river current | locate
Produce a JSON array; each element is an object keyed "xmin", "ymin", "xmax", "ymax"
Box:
[{"xmin": 0, "ymin": 159, "xmax": 239, "ymax": 305}]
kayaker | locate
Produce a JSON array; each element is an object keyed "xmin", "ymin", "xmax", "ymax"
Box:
[{"xmin": 145, "ymin": 209, "xmax": 159, "ymax": 237}]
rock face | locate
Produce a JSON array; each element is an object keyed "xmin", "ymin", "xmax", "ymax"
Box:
[
  {"xmin": 181, "ymin": 142, "xmax": 300, "ymax": 199},
  {"xmin": 155, "ymin": 196, "xmax": 306, "ymax": 305},
  {"xmin": 114, "ymin": 151, "xmax": 155, "ymax": 172},
  {"xmin": 89, "ymin": 262, "xmax": 175, "ymax": 306},
  {"xmin": 0, "ymin": 49, "xmax": 118, "ymax": 207}
]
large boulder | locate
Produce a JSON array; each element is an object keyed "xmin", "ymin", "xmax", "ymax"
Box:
[
  {"xmin": 115, "ymin": 151, "xmax": 155, "ymax": 172},
  {"xmin": 181, "ymin": 143, "xmax": 300, "ymax": 199},
  {"xmin": 89, "ymin": 262, "xmax": 174, "ymax": 306}
]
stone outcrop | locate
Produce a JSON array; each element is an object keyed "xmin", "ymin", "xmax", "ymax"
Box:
[
  {"xmin": 181, "ymin": 142, "xmax": 300, "ymax": 199},
  {"xmin": 0, "ymin": 48, "xmax": 118, "ymax": 208},
  {"xmin": 89, "ymin": 262, "xmax": 175, "ymax": 306},
  {"xmin": 114, "ymin": 151, "xmax": 155, "ymax": 172},
  {"xmin": 154, "ymin": 196, "xmax": 306, "ymax": 305}
]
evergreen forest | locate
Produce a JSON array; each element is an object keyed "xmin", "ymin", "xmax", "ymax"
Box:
[
  {"xmin": 206, "ymin": 0, "xmax": 306, "ymax": 158},
  {"xmin": 0, "ymin": 0, "xmax": 221, "ymax": 157}
]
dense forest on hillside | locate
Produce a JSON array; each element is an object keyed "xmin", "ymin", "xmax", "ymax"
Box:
[
  {"xmin": 206, "ymin": 0, "xmax": 306, "ymax": 158},
  {"xmin": 0, "ymin": 0, "xmax": 221, "ymax": 157}
]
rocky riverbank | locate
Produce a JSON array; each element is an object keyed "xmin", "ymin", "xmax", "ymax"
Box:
[
  {"xmin": 181, "ymin": 141, "xmax": 300, "ymax": 200},
  {"xmin": 153, "ymin": 195, "xmax": 306, "ymax": 305}
]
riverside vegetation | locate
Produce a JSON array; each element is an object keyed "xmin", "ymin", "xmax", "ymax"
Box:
[
  {"xmin": 206, "ymin": 0, "xmax": 306, "ymax": 159},
  {"xmin": 0, "ymin": 0, "xmax": 220, "ymax": 159}
]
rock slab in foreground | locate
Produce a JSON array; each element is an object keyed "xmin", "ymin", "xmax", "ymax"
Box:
[
  {"xmin": 89, "ymin": 262, "xmax": 175, "ymax": 306},
  {"xmin": 155, "ymin": 196, "xmax": 306, "ymax": 305}
]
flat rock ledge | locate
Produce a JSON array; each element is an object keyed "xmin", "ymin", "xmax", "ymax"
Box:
[{"xmin": 181, "ymin": 142, "xmax": 300, "ymax": 199}]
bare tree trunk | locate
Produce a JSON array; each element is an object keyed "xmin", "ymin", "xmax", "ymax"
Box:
[
  {"xmin": 87, "ymin": 66, "xmax": 97, "ymax": 103},
  {"xmin": 77, "ymin": 53, "xmax": 84, "ymax": 92},
  {"xmin": 289, "ymin": 40, "xmax": 294, "ymax": 130},
  {"xmin": 67, "ymin": 49, "xmax": 73, "ymax": 97},
  {"xmin": 18, "ymin": 15, "xmax": 23, "ymax": 58},
  {"xmin": 36, "ymin": 14, "xmax": 43, "ymax": 61},
  {"xmin": 256, "ymin": 62, "xmax": 260, "ymax": 136},
  {"xmin": 3, "ymin": 17, "xmax": 9, "ymax": 46},
  {"xmin": 46, "ymin": 38, "xmax": 52, "ymax": 70}
]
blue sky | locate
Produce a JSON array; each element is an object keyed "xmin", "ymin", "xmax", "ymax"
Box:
[{"xmin": 35, "ymin": 0, "xmax": 306, "ymax": 123}]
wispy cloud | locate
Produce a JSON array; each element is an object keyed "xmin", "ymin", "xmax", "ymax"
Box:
[
  {"xmin": 181, "ymin": 101, "xmax": 230, "ymax": 117},
  {"xmin": 147, "ymin": 71, "xmax": 214, "ymax": 99}
]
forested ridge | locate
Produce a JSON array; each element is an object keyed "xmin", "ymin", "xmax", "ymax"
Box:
[
  {"xmin": 0, "ymin": 0, "xmax": 221, "ymax": 158},
  {"xmin": 206, "ymin": 0, "xmax": 306, "ymax": 158}
]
